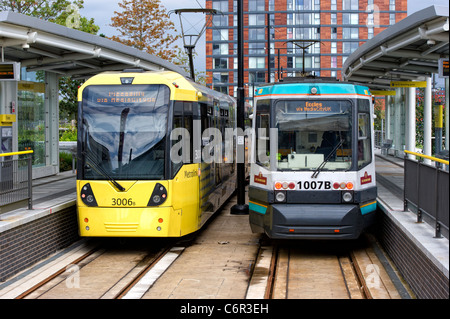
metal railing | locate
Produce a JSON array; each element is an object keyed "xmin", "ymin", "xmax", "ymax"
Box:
[
  {"xmin": 0, "ymin": 150, "xmax": 34, "ymax": 214},
  {"xmin": 403, "ymin": 150, "xmax": 449, "ymax": 239}
]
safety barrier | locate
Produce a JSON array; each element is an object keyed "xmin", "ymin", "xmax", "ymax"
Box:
[
  {"xmin": 404, "ymin": 150, "xmax": 449, "ymax": 239},
  {"xmin": 0, "ymin": 150, "xmax": 34, "ymax": 214}
]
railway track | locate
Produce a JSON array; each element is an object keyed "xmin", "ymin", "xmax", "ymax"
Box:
[
  {"xmin": 249, "ymin": 238, "xmax": 403, "ymax": 299},
  {"xmin": 0, "ymin": 238, "xmax": 184, "ymax": 299}
]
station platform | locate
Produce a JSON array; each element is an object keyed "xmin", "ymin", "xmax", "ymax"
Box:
[
  {"xmin": 374, "ymin": 149, "xmax": 449, "ymax": 298},
  {"xmin": 0, "ymin": 152, "xmax": 448, "ymax": 298},
  {"xmin": 0, "ymin": 170, "xmax": 76, "ymax": 233}
]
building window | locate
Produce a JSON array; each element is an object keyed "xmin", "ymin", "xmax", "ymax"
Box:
[
  {"xmin": 249, "ymin": 42, "xmax": 266, "ymax": 54},
  {"xmin": 331, "ymin": 56, "xmax": 337, "ymax": 68},
  {"xmin": 295, "ymin": 0, "xmax": 313, "ymax": 10},
  {"xmin": 249, "ymin": 14, "xmax": 266, "ymax": 26},
  {"xmin": 213, "ymin": 43, "xmax": 228, "ymax": 55},
  {"xmin": 331, "ymin": 0, "xmax": 337, "ymax": 10},
  {"xmin": 342, "ymin": 41, "xmax": 359, "ymax": 54},
  {"xmin": 214, "ymin": 86, "xmax": 229, "ymax": 94},
  {"xmin": 331, "ymin": 13, "xmax": 337, "ymax": 24},
  {"xmin": 287, "ymin": 13, "xmax": 293, "ymax": 25},
  {"xmin": 213, "ymin": 15, "xmax": 228, "ymax": 27},
  {"xmin": 368, "ymin": 27, "xmax": 374, "ymax": 39},
  {"xmin": 212, "ymin": 0, "xmax": 228, "ymax": 12},
  {"xmin": 287, "ymin": 28, "xmax": 293, "ymax": 39},
  {"xmin": 212, "ymin": 29, "xmax": 228, "ymax": 41},
  {"xmin": 249, "ymin": 71, "xmax": 266, "ymax": 83},
  {"xmin": 294, "ymin": 27, "xmax": 320, "ymax": 40},
  {"xmin": 249, "ymin": 57, "xmax": 265, "ymax": 69},
  {"xmin": 214, "ymin": 58, "xmax": 228, "ymax": 69},
  {"xmin": 389, "ymin": 0, "xmax": 396, "ymax": 11},
  {"xmin": 342, "ymin": 27, "xmax": 359, "ymax": 39},
  {"xmin": 389, "ymin": 13, "xmax": 396, "ymax": 25},
  {"xmin": 314, "ymin": 13, "xmax": 320, "ymax": 25},
  {"xmin": 331, "ymin": 42, "xmax": 337, "ymax": 53},
  {"xmin": 287, "ymin": 0, "xmax": 294, "ymax": 10},
  {"xmin": 342, "ymin": 13, "xmax": 359, "ymax": 25},
  {"xmin": 249, "ymin": 0, "xmax": 265, "ymax": 11},
  {"xmin": 314, "ymin": 0, "xmax": 320, "ymax": 10},
  {"xmin": 213, "ymin": 72, "xmax": 229, "ymax": 84},
  {"xmin": 248, "ymin": 28, "xmax": 265, "ymax": 40},
  {"xmin": 342, "ymin": 0, "xmax": 358, "ymax": 10},
  {"xmin": 331, "ymin": 27, "xmax": 337, "ymax": 39}
]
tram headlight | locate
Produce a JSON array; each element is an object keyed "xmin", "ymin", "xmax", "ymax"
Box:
[
  {"xmin": 80, "ymin": 183, "xmax": 98, "ymax": 207},
  {"xmin": 148, "ymin": 183, "xmax": 168, "ymax": 206},
  {"xmin": 342, "ymin": 191, "xmax": 353, "ymax": 203},
  {"xmin": 275, "ymin": 191, "xmax": 286, "ymax": 202}
]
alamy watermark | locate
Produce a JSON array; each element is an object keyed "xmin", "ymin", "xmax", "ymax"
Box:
[
  {"xmin": 169, "ymin": 124, "xmax": 272, "ymax": 165},
  {"xmin": 365, "ymin": 4, "xmax": 380, "ymax": 28},
  {"xmin": 65, "ymin": 4, "xmax": 81, "ymax": 29},
  {"xmin": 65, "ymin": 264, "xmax": 80, "ymax": 289}
]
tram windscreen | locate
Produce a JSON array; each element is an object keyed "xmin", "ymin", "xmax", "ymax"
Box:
[
  {"xmin": 81, "ymin": 84, "xmax": 170, "ymax": 180},
  {"xmin": 275, "ymin": 100, "xmax": 352, "ymax": 171}
]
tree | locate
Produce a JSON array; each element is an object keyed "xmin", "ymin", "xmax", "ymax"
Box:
[
  {"xmin": 110, "ymin": 0, "xmax": 180, "ymax": 62},
  {"xmin": 173, "ymin": 48, "xmax": 207, "ymax": 85},
  {"xmin": 1, "ymin": 1, "xmax": 100, "ymax": 121},
  {"xmin": 0, "ymin": 0, "xmax": 84, "ymax": 21}
]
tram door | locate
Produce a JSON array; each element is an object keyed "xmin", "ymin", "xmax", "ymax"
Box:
[{"xmin": 200, "ymin": 103, "xmax": 214, "ymax": 210}]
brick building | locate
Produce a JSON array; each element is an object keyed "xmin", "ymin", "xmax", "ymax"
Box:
[{"xmin": 205, "ymin": 0, "xmax": 407, "ymax": 106}]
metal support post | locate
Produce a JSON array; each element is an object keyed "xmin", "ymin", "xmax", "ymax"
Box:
[
  {"xmin": 424, "ymin": 77, "xmax": 432, "ymax": 165},
  {"xmin": 27, "ymin": 155, "xmax": 33, "ymax": 210},
  {"xmin": 231, "ymin": 0, "xmax": 248, "ymax": 215}
]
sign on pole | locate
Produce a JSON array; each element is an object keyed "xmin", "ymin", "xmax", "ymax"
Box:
[{"xmin": 390, "ymin": 81, "xmax": 427, "ymax": 88}]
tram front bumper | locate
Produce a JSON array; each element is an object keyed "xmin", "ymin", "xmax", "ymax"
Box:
[{"xmin": 250, "ymin": 204, "xmax": 371, "ymax": 239}]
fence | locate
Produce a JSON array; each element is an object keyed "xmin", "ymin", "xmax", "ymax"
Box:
[
  {"xmin": 403, "ymin": 150, "xmax": 449, "ymax": 239},
  {"xmin": 0, "ymin": 150, "xmax": 33, "ymax": 214}
]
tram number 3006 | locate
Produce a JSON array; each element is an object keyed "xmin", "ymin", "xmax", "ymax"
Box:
[
  {"xmin": 297, "ymin": 181, "xmax": 331, "ymax": 190},
  {"xmin": 111, "ymin": 198, "xmax": 136, "ymax": 206}
]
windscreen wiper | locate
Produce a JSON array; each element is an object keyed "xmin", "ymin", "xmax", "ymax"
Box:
[
  {"xmin": 82, "ymin": 151, "xmax": 126, "ymax": 192},
  {"xmin": 311, "ymin": 139, "xmax": 344, "ymax": 179}
]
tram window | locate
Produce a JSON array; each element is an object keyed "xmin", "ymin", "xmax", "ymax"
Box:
[
  {"xmin": 275, "ymin": 99, "xmax": 352, "ymax": 171},
  {"xmin": 171, "ymin": 101, "xmax": 193, "ymax": 177},
  {"xmin": 255, "ymin": 112, "xmax": 270, "ymax": 167},
  {"xmin": 357, "ymin": 99, "xmax": 372, "ymax": 169}
]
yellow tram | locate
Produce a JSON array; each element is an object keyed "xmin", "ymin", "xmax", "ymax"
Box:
[{"xmin": 77, "ymin": 70, "xmax": 237, "ymax": 237}]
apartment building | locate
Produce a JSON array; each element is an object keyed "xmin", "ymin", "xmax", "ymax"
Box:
[{"xmin": 205, "ymin": 0, "xmax": 407, "ymax": 105}]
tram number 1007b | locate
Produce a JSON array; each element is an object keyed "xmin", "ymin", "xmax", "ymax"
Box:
[{"xmin": 297, "ymin": 181, "xmax": 331, "ymax": 190}]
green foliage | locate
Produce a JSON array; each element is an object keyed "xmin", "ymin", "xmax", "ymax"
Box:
[
  {"xmin": 60, "ymin": 129, "xmax": 77, "ymax": 141},
  {"xmin": 173, "ymin": 47, "xmax": 207, "ymax": 85},
  {"xmin": 59, "ymin": 151, "xmax": 75, "ymax": 171},
  {"xmin": 59, "ymin": 77, "xmax": 82, "ymax": 120},
  {"xmin": 373, "ymin": 98, "xmax": 385, "ymax": 131},
  {"xmin": 0, "ymin": 0, "xmax": 81, "ymax": 20},
  {"xmin": 1, "ymin": 0, "xmax": 100, "ymax": 122}
]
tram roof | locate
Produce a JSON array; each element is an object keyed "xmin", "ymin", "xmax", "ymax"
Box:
[
  {"xmin": 80, "ymin": 70, "xmax": 236, "ymax": 105},
  {"xmin": 342, "ymin": 5, "xmax": 449, "ymax": 89},
  {"xmin": 255, "ymin": 77, "xmax": 371, "ymax": 97},
  {"xmin": 0, "ymin": 11, "xmax": 188, "ymax": 79}
]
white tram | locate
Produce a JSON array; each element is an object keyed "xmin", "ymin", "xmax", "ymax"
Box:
[{"xmin": 249, "ymin": 78, "xmax": 377, "ymax": 239}]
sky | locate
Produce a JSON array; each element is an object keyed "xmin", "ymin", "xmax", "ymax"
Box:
[
  {"xmin": 79, "ymin": 0, "xmax": 449, "ymax": 74},
  {"xmin": 80, "ymin": 0, "xmax": 208, "ymax": 72}
]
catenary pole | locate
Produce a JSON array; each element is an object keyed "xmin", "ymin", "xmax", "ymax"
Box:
[{"xmin": 231, "ymin": 0, "xmax": 248, "ymax": 215}]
